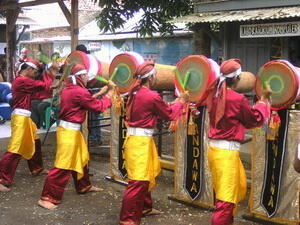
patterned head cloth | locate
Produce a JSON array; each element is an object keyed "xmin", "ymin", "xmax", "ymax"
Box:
[
  {"xmin": 220, "ymin": 59, "xmax": 241, "ymax": 78},
  {"xmin": 68, "ymin": 64, "xmax": 87, "ymax": 86},
  {"xmin": 134, "ymin": 61, "xmax": 156, "ymax": 79}
]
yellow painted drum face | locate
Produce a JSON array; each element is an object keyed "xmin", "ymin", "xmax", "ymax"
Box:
[{"xmin": 255, "ymin": 60, "xmax": 299, "ymax": 110}]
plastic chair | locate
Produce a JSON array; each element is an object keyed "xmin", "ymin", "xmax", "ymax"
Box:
[
  {"xmin": 44, "ymin": 95, "xmax": 59, "ymax": 130},
  {"xmin": 44, "ymin": 105, "xmax": 59, "ymax": 130}
]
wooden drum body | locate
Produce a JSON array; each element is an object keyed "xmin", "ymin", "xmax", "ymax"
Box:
[{"xmin": 109, "ymin": 52, "xmax": 176, "ymax": 93}]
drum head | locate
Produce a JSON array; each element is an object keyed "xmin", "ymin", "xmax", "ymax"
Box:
[
  {"xmin": 175, "ymin": 55, "xmax": 219, "ymax": 103},
  {"xmin": 86, "ymin": 54, "xmax": 102, "ymax": 81},
  {"xmin": 109, "ymin": 52, "xmax": 144, "ymax": 94},
  {"xmin": 67, "ymin": 50, "xmax": 90, "ymax": 69},
  {"xmin": 255, "ymin": 60, "xmax": 299, "ymax": 110}
]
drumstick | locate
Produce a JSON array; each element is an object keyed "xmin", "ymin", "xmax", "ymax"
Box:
[
  {"xmin": 95, "ymin": 67, "xmax": 119, "ymax": 84},
  {"xmin": 174, "ymin": 69, "xmax": 185, "ymax": 93},
  {"xmin": 183, "ymin": 72, "xmax": 191, "ymax": 90}
]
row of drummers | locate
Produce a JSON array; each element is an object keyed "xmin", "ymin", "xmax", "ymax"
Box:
[{"xmin": 67, "ymin": 50, "xmax": 300, "ymax": 110}]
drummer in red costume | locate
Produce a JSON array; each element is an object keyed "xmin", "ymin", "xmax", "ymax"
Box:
[
  {"xmin": 0, "ymin": 59, "xmax": 54, "ymax": 192},
  {"xmin": 206, "ymin": 59, "xmax": 271, "ymax": 225},
  {"xmin": 38, "ymin": 64, "xmax": 115, "ymax": 210},
  {"xmin": 119, "ymin": 61, "xmax": 189, "ymax": 225}
]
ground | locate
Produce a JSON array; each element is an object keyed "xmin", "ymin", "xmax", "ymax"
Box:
[{"xmin": 0, "ymin": 131, "xmax": 262, "ymax": 225}]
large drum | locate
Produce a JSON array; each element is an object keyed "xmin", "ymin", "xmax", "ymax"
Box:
[
  {"xmin": 174, "ymin": 55, "xmax": 220, "ymax": 103},
  {"xmin": 255, "ymin": 60, "xmax": 300, "ymax": 110},
  {"xmin": 153, "ymin": 64, "xmax": 176, "ymax": 90},
  {"xmin": 234, "ymin": 71, "xmax": 256, "ymax": 93},
  {"xmin": 109, "ymin": 52, "xmax": 176, "ymax": 94},
  {"xmin": 108, "ymin": 52, "xmax": 144, "ymax": 94},
  {"xmin": 67, "ymin": 50, "xmax": 110, "ymax": 82}
]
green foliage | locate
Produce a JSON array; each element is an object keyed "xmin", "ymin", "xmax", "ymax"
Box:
[{"xmin": 93, "ymin": 0, "xmax": 193, "ymax": 37}]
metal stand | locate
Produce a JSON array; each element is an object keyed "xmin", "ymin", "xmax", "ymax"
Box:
[
  {"xmin": 242, "ymin": 214, "xmax": 285, "ymax": 225},
  {"xmin": 168, "ymin": 195, "xmax": 214, "ymax": 211},
  {"xmin": 104, "ymin": 175, "xmax": 128, "ymax": 186}
]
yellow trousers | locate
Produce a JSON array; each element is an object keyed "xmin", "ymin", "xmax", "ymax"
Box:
[
  {"xmin": 54, "ymin": 126, "xmax": 89, "ymax": 179},
  {"xmin": 124, "ymin": 135, "xmax": 161, "ymax": 191},
  {"xmin": 208, "ymin": 146, "xmax": 247, "ymax": 205},
  {"xmin": 8, "ymin": 114, "xmax": 38, "ymax": 160}
]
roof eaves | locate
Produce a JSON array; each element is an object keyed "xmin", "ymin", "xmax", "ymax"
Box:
[{"xmin": 171, "ymin": 6, "xmax": 300, "ymax": 24}]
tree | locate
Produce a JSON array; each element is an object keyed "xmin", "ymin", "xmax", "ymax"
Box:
[{"xmin": 92, "ymin": 0, "xmax": 193, "ymax": 37}]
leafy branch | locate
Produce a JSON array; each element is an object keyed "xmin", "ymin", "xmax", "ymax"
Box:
[{"xmin": 93, "ymin": 0, "xmax": 193, "ymax": 37}]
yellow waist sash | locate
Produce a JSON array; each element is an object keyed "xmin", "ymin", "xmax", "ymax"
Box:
[
  {"xmin": 8, "ymin": 114, "xmax": 38, "ymax": 160},
  {"xmin": 54, "ymin": 126, "xmax": 89, "ymax": 179},
  {"xmin": 208, "ymin": 146, "xmax": 247, "ymax": 205},
  {"xmin": 124, "ymin": 135, "xmax": 161, "ymax": 191}
]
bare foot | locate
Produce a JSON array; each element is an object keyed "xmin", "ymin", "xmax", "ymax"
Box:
[
  {"xmin": 143, "ymin": 208, "xmax": 163, "ymax": 217},
  {"xmin": 38, "ymin": 200, "xmax": 58, "ymax": 210},
  {"xmin": 88, "ymin": 186, "xmax": 104, "ymax": 192},
  {"xmin": 0, "ymin": 183, "xmax": 10, "ymax": 192},
  {"xmin": 41, "ymin": 169, "xmax": 49, "ymax": 175}
]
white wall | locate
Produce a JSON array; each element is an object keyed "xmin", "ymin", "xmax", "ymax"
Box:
[
  {"xmin": 91, "ymin": 40, "xmax": 133, "ymax": 64},
  {"xmin": 0, "ymin": 43, "xmax": 6, "ymax": 54}
]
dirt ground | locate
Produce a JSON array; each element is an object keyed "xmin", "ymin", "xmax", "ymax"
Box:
[{"xmin": 0, "ymin": 131, "xmax": 262, "ymax": 225}]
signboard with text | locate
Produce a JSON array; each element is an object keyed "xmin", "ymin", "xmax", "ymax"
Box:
[{"xmin": 240, "ymin": 22, "xmax": 300, "ymax": 38}]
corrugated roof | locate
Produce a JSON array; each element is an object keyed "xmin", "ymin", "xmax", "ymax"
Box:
[{"xmin": 171, "ymin": 6, "xmax": 300, "ymax": 23}]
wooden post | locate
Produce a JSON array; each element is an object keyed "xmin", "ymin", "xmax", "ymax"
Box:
[
  {"xmin": 71, "ymin": 0, "xmax": 78, "ymax": 51},
  {"xmin": 58, "ymin": 0, "xmax": 71, "ymax": 25},
  {"xmin": 5, "ymin": 8, "xmax": 20, "ymax": 82}
]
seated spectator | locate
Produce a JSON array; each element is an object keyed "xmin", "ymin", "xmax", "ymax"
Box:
[{"xmin": 31, "ymin": 63, "xmax": 59, "ymax": 128}]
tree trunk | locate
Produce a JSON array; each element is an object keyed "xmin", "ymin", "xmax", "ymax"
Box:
[{"xmin": 191, "ymin": 23, "xmax": 211, "ymax": 57}]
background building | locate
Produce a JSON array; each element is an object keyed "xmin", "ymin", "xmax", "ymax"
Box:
[
  {"xmin": 21, "ymin": 10, "xmax": 193, "ymax": 66},
  {"xmin": 175, "ymin": 0, "xmax": 300, "ymax": 73}
]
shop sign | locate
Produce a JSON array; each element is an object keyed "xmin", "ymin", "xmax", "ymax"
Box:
[
  {"xmin": 240, "ymin": 22, "xmax": 300, "ymax": 38},
  {"xmin": 88, "ymin": 42, "xmax": 102, "ymax": 50}
]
